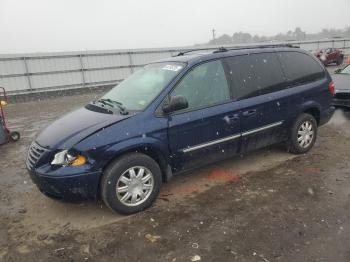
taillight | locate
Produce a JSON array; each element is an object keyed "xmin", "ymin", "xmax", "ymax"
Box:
[{"xmin": 328, "ymin": 81, "xmax": 335, "ymax": 96}]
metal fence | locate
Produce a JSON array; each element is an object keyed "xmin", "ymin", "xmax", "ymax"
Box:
[{"xmin": 1, "ymin": 38, "xmax": 350, "ymax": 94}]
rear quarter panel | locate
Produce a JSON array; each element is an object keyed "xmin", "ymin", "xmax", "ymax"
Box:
[{"xmin": 285, "ymin": 75, "xmax": 332, "ymax": 128}]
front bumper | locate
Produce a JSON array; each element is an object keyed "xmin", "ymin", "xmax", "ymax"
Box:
[{"xmin": 27, "ymin": 169, "xmax": 102, "ymax": 201}]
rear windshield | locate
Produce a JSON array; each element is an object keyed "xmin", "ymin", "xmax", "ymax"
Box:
[{"xmin": 277, "ymin": 51, "xmax": 325, "ymax": 85}]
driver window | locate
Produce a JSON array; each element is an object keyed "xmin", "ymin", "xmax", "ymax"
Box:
[{"xmin": 171, "ymin": 60, "xmax": 230, "ymax": 110}]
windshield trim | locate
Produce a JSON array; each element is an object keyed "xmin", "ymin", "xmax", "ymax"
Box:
[
  {"xmin": 141, "ymin": 61, "xmax": 187, "ymax": 112},
  {"xmin": 86, "ymin": 101, "xmax": 142, "ymax": 115},
  {"xmin": 100, "ymin": 61, "xmax": 187, "ymax": 113}
]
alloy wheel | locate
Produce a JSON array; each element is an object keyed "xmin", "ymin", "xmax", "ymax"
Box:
[
  {"xmin": 297, "ymin": 121, "xmax": 314, "ymax": 148},
  {"xmin": 116, "ymin": 166, "xmax": 154, "ymax": 207}
]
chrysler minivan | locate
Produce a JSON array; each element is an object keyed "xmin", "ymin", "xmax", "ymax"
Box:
[{"xmin": 26, "ymin": 45, "xmax": 335, "ymax": 214}]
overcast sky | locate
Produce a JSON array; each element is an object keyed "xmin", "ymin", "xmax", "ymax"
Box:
[{"xmin": 0, "ymin": 0, "xmax": 349, "ymax": 54}]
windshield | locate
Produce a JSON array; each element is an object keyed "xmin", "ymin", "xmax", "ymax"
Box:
[
  {"xmin": 101, "ymin": 62, "xmax": 186, "ymax": 111},
  {"xmin": 340, "ymin": 65, "xmax": 350, "ymax": 74}
]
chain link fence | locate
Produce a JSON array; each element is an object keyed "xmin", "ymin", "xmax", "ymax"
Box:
[{"xmin": 1, "ymin": 39, "xmax": 349, "ymax": 95}]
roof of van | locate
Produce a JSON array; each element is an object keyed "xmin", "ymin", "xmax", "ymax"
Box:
[{"xmin": 156, "ymin": 45, "xmax": 304, "ymax": 66}]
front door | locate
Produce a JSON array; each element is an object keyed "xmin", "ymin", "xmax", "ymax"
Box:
[{"xmin": 166, "ymin": 59, "xmax": 241, "ymax": 172}]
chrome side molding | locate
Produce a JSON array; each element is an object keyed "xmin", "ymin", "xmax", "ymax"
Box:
[{"xmin": 182, "ymin": 121, "xmax": 284, "ymax": 153}]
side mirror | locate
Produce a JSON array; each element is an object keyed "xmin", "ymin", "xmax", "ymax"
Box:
[
  {"xmin": 162, "ymin": 95, "xmax": 188, "ymax": 114},
  {"xmin": 334, "ymin": 69, "xmax": 342, "ymax": 74}
]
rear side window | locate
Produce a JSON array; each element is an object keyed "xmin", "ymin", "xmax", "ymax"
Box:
[
  {"xmin": 277, "ymin": 51, "xmax": 325, "ymax": 85},
  {"xmin": 225, "ymin": 53, "xmax": 287, "ymax": 99}
]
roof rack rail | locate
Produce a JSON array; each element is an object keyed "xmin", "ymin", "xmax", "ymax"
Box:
[
  {"xmin": 212, "ymin": 43, "xmax": 299, "ymax": 54},
  {"xmin": 174, "ymin": 43, "xmax": 299, "ymax": 57},
  {"xmin": 174, "ymin": 47, "xmax": 215, "ymax": 57},
  {"xmin": 213, "ymin": 47, "xmax": 228, "ymax": 53},
  {"xmin": 175, "ymin": 50, "xmax": 197, "ymax": 57}
]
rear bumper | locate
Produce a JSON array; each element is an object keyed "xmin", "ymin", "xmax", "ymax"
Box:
[
  {"xmin": 319, "ymin": 106, "xmax": 335, "ymax": 126},
  {"xmin": 332, "ymin": 98, "xmax": 350, "ymax": 109},
  {"xmin": 28, "ymin": 169, "xmax": 102, "ymax": 201}
]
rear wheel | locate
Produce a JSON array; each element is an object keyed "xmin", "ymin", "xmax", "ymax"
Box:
[
  {"xmin": 100, "ymin": 153, "xmax": 162, "ymax": 214},
  {"xmin": 287, "ymin": 113, "xmax": 317, "ymax": 154}
]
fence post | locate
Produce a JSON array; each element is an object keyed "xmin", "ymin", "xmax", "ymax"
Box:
[
  {"xmin": 128, "ymin": 52, "xmax": 134, "ymax": 74},
  {"xmin": 79, "ymin": 54, "xmax": 86, "ymax": 87},
  {"xmin": 23, "ymin": 57, "xmax": 32, "ymax": 90}
]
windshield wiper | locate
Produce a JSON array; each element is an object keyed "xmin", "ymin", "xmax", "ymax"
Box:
[{"xmin": 95, "ymin": 98, "xmax": 129, "ymax": 115}]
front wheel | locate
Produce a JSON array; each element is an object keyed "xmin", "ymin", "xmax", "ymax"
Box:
[
  {"xmin": 287, "ymin": 113, "xmax": 317, "ymax": 154},
  {"xmin": 100, "ymin": 153, "xmax": 162, "ymax": 214}
]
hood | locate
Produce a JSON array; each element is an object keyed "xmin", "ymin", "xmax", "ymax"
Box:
[
  {"xmin": 333, "ymin": 74, "xmax": 350, "ymax": 93},
  {"xmin": 36, "ymin": 106, "xmax": 131, "ymax": 149}
]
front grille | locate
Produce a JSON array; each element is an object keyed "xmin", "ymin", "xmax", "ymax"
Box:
[
  {"xmin": 26, "ymin": 142, "xmax": 48, "ymax": 170},
  {"xmin": 335, "ymin": 93, "xmax": 350, "ymax": 100}
]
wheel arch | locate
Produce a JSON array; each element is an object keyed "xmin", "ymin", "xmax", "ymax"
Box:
[
  {"xmin": 101, "ymin": 144, "xmax": 171, "ymax": 184},
  {"xmin": 303, "ymin": 107, "xmax": 320, "ymax": 125}
]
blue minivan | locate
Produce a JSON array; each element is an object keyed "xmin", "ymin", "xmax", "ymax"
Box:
[{"xmin": 26, "ymin": 45, "xmax": 335, "ymax": 214}]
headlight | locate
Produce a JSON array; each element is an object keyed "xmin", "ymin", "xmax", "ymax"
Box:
[{"xmin": 51, "ymin": 150, "xmax": 87, "ymax": 167}]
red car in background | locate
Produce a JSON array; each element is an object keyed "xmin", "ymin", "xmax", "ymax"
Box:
[{"xmin": 314, "ymin": 48, "xmax": 344, "ymax": 66}]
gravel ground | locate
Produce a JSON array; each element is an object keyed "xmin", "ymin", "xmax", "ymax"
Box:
[{"xmin": 1, "ymin": 66, "xmax": 350, "ymax": 262}]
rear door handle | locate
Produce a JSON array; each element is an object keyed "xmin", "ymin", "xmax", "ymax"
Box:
[{"xmin": 242, "ymin": 110, "xmax": 257, "ymax": 117}]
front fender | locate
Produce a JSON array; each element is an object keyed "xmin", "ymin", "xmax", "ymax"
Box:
[
  {"xmin": 102, "ymin": 136, "xmax": 170, "ymax": 168},
  {"xmin": 73, "ymin": 111, "xmax": 170, "ymax": 170},
  {"xmin": 75, "ymin": 135, "xmax": 170, "ymax": 171}
]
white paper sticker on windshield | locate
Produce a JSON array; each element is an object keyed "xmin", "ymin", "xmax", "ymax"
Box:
[{"xmin": 162, "ymin": 65, "xmax": 183, "ymax": 72}]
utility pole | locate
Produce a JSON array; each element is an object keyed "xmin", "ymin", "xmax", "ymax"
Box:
[{"xmin": 212, "ymin": 28, "xmax": 216, "ymax": 45}]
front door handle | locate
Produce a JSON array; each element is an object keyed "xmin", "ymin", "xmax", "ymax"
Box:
[
  {"xmin": 242, "ymin": 110, "xmax": 257, "ymax": 117},
  {"xmin": 225, "ymin": 114, "xmax": 239, "ymax": 123}
]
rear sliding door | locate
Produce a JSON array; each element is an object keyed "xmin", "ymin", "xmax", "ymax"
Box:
[{"xmin": 224, "ymin": 52, "xmax": 290, "ymax": 153}]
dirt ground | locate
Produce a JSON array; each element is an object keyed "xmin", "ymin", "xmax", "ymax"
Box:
[{"xmin": 1, "ymin": 66, "xmax": 350, "ymax": 261}]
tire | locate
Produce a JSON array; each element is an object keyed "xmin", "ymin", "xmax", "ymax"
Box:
[
  {"xmin": 9, "ymin": 131, "xmax": 20, "ymax": 142},
  {"xmin": 344, "ymin": 110, "xmax": 350, "ymax": 120},
  {"xmin": 100, "ymin": 153, "xmax": 162, "ymax": 214},
  {"xmin": 336, "ymin": 56, "xmax": 344, "ymax": 66},
  {"xmin": 287, "ymin": 113, "xmax": 317, "ymax": 154}
]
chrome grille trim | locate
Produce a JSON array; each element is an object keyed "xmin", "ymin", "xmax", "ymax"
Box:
[{"xmin": 26, "ymin": 142, "xmax": 48, "ymax": 170}]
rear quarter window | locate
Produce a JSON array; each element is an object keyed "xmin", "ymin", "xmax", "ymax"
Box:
[
  {"xmin": 277, "ymin": 51, "xmax": 325, "ymax": 85},
  {"xmin": 224, "ymin": 52, "xmax": 287, "ymax": 100}
]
